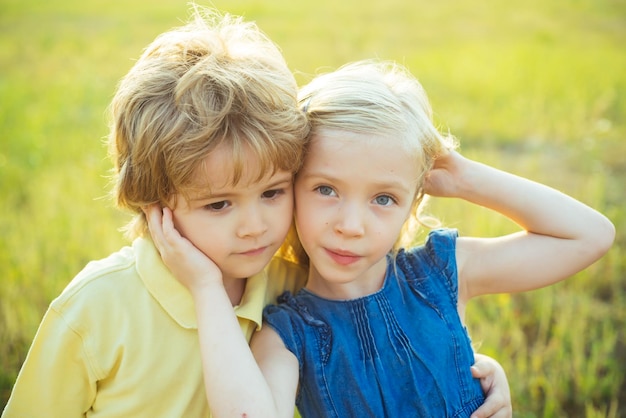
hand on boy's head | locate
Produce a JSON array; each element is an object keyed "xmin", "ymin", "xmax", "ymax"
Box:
[{"xmin": 145, "ymin": 204, "xmax": 223, "ymax": 292}]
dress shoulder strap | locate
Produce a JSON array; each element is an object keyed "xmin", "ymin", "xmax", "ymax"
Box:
[{"xmin": 395, "ymin": 228, "xmax": 459, "ymax": 306}]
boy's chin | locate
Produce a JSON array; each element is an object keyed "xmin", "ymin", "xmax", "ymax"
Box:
[
  {"xmin": 223, "ymin": 259, "xmax": 271, "ymax": 281},
  {"xmin": 221, "ymin": 244, "xmax": 281, "ymax": 280}
]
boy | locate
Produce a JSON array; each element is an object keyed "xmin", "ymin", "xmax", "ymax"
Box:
[{"xmin": 2, "ymin": 7, "xmax": 308, "ymax": 417}]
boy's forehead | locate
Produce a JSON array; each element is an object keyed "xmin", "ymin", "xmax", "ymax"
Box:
[
  {"xmin": 188, "ymin": 145, "xmax": 289, "ymax": 193},
  {"xmin": 190, "ymin": 161, "xmax": 249, "ymax": 192}
]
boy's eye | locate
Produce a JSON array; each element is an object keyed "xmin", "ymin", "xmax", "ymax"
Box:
[
  {"xmin": 262, "ymin": 189, "xmax": 285, "ymax": 199},
  {"xmin": 374, "ymin": 195, "xmax": 395, "ymax": 206},
  {"xmin": 206, "ymin": 200, "xmax": 230, "ymax": 211},
  {"xmin": 316, "ymin": 186, "xmax": 336, "ymax": 196}
]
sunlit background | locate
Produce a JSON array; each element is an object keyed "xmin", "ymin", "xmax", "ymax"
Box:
[{"xmin": 1, "ymin": 0, "xmax": 624, "ymax": 416}]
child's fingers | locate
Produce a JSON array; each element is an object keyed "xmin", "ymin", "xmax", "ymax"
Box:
[
  {"xmin": 470, "ymin": 357, "xmax": 512, "ymax": 418},
  {"xmin": 159, "ymin": 206, "xmax": 180, "ymax": 244},
  {"xmin": 144, "ymin": 204, "xmax": 166, "ymax": 250},
  {"xmin": 470, "ymin": 395, "xmax": 510, "ymax": 418},
  {"xmin": 470, "ymin": 357, "xmax": 498, "ymax": 381},
  {"xmin": 145, "ymin": 205, "xmax": 222, "ymax": 287},
  {"xmin": 470, "ymin": 362, "xmax": 488, "ymax": 378},
  {"xmin": 490, "ymin": 409, "xmax": 513, "ymax": 418}
]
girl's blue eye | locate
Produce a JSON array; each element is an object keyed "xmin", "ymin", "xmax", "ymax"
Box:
[
  {"xmin": 374, "ymin": 195, "xmax": 394, "ymax": 206},
  {"xmin": 318, "ymin": 186, "xmax": 335, "ymax": 196}
]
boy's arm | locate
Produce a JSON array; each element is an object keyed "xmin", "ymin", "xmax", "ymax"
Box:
[
  {"xmin": 145, "ymin": 205, "xmax": 296, "ymax": 418},
  {"xmin": 191, "ymin": 285, "xmax": 297, "ymax": 418},
  {"xmin": 250, "ymin": 326, "xmax": 300, "ymax": 417},
  {"xmin": 424, "ymin": 151, "xmax": 615, "ymax": 302}
]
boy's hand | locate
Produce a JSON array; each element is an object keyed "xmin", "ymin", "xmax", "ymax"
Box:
[
  {"xmin": 144, "ymin": 204, "xmax": 223, "ymax": 292},
  {"xmin": 470, "ymin": 354, "xmax": 512, "ymax": 418}
]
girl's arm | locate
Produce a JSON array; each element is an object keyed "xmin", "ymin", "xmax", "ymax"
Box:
[
  {"xmin": 145, "ymin": 205, "xmax": 295, "ymax": 418},
  {"xmin": 424, "ymin": 151, "xmax": 615, "ymax": 303}
]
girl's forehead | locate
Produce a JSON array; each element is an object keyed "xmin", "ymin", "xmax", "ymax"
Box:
[
  {"xmin": 304, "ymin": 130, "xmax": 421, "ymax": 186},
  {"xmin": 308, "ymin": 129, "xmax": 405, "ymax": 157}
]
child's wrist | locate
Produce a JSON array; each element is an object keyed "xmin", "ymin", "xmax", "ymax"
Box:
[
  {"xmin": 188, "ymin": 283, "xmax": 224, "ymax": 305},
  {"xmin": 452, "ymin": 156, "xmax": 480, "ymax": 200},
  {"xmin": 187, "ymin": 274, "xmax": 224, "ymax": 295}
]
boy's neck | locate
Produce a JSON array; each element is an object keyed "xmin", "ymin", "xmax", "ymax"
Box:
[{"xmin": 223, "ymin": 277, "xmax": 247, "ymax": 306}]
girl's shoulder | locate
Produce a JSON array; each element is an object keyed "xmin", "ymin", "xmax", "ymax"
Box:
[
  {"xmin": 400, "ymin": 228, "xmax": 458, "ymax": 263},
  {"xmin": 396, "ymin": 228, "xmax": 459, "ymax": 302}
]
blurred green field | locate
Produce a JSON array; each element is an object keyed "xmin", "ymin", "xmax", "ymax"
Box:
[{"xmin": 1, "ymin": 0, "xmax": 624, "ymax": 416}]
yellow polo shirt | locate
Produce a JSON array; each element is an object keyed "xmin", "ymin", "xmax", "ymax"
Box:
[{"xmin": 2, "ymin": 237, "xmax": 306, "ymax": 418}]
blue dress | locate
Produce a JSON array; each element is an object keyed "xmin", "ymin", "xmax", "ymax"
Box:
[{"xmin": 263, "ymin": 229, "xmax": 485, "ymax": 417}]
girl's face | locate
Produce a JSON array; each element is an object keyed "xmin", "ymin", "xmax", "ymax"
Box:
[
  {"xmin": 294, "ymin": 129, "xmax": 421, "ymax": 299},
  {"xmin": 171, "ymin": 143, "xmax": 294, "ymax": 284}
]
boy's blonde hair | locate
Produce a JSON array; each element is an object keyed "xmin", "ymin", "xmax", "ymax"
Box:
[
  {"xmin": 298, "ymin": 60, "xmax": 456, "ymax": 252},
  {"xmin": 107, "ymin": 6, "xmax": 309, "ymax": 239}
]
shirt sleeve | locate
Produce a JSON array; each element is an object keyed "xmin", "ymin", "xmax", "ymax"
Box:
[
  {"xmin": 424, "ymin": 228, "xmax": 460, "ymax": 305},
  {"xmin": 263, "ymin": 293, "xmax": 306, "ymax": 367},
  {"xmin": 2, "ymin": 307, "xmax": 97, "ymax": 418},
  {"xmin": 400, "ymin": 228, "xmax": 460, "ymax": 307}
]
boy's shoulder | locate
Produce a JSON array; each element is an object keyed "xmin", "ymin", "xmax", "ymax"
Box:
[{"xmin": 51, "ymin": 242, "xmax": 142, "ymax": 312}]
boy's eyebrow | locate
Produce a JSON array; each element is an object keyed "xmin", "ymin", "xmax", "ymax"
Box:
[{"xmin": 191, "ymin": 173, "xmax": 293, "ymax": 201}]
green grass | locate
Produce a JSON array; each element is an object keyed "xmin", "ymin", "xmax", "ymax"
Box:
[{"xmin": 1, "ymin": 0, "xmax": 624, "ymax": 416}]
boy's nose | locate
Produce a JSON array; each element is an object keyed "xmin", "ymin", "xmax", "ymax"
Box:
[{"xmin": 237, "ymin": 205, "xmax": 268, "ymax": 238}]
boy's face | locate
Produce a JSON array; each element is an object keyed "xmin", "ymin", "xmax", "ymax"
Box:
[
  {"xmin": 171, "ymin": 144, "xmax": 294, "ymax": 283},
  {"xmin": 294, "ymin": 129, "xmax": 419, "ymax": 298}
]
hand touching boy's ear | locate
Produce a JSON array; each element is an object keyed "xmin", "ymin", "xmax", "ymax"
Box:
[{"xmin": 144, "ymin": 204, "xmax": 223, "ymax": 292}]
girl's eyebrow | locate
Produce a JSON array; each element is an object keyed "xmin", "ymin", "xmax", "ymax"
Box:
[{"xmin": 302, "ymin": 169, "xmax": 412, "ymax": 192}]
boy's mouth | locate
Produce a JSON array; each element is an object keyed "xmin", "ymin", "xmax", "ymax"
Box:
[{"xmin": 237, "ymin": 246, "xmax": 269, "ymax": 257}]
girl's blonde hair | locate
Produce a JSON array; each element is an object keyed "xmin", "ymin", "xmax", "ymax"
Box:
[
  {"xmin": 293, "ymin": 60, "xmax": 456, "ymax": 259},
  {"xmin": 107, "ymin": 6, "xmax": 309, "ymax": 239}
]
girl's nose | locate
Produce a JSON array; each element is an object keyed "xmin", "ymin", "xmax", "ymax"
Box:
[{"xmin": 334, "ymin": 201, "xmax": 365, "ymax": 237}]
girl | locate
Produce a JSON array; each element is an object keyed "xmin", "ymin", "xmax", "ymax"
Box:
[{"xmin": 249, "ymin": 60, "xmax": 615, "ymax": 417}]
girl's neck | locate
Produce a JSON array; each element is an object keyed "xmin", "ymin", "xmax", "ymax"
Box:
[{"xmin": 304, "ymin": 257, "xmax": 388, "ymax": 300}]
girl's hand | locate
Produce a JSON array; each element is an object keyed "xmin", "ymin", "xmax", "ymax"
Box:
[
  {"xmin": 423, "ymin": 150, "xmax": 468, "ymax": 198},
  {"xmin": 470, "ymin": 354, "xmax": 512, "ymax": 418},
  {"xmin": 144, "ymin": 204, "xmax": 223, "ymax": 293}
]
